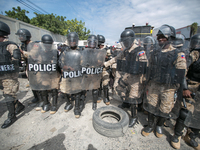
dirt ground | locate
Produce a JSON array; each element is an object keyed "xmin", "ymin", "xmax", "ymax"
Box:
[{"xmin": 0, "ymin": 74, "xmax": 196, "ymax": 150}]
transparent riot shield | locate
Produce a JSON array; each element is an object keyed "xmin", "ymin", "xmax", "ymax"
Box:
[
  {"xmin": 28, "ymin": 42, "xmax": 59, "ymax": 90},
  {"xmin": 59, "ymin": 49, "xmax": 82, "ymax": 94},
  {"xmin": 184, "ymin": 90, "xmax": 200, "ymax": 129},
  {"xmin": 143, "ymin": 39, "xmax": 185, "ymax": 119},
  {"xmin": 81, "ymin": 48, "xmax": 106, "ymax": 90}
]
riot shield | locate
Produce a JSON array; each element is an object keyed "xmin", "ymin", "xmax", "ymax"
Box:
[
  {"xmin": 184, "ymin": 90, "xmax": 200, "ymax": 129},
  {"xmin": 143, "ymin": 39, "xmax": 185, "ymax": 119},
  {"xmin": 81, "ymin": 48, "xmax": 106, "ymax": 90},
  {"xmin": 28, "ymin": 42, "xmax": 59, "ymax": 90},
  {"xmin": 59, "ymin": 49, "xmax": 82, "ymax": 94}
]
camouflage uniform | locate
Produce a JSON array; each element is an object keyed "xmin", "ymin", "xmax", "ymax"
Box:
[
  {"xmin": 0, "ymin": 38, "xmax": 20, "ymax": 129},
  {"xmin": 171, "ymin": 47, "xmax": 200, "ymax": 149},
  {"xmin": 1, "ymin": 39, "xmax": 19, "ymax": 97},
  {"xmin": 104, "ymin": 40, "xmax": 142, "ymax": 100}
]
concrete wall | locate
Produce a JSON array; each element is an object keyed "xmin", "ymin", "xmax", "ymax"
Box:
[{"xmin": 0, "ymin": 14, "xmax": 67, "ymax": 45}]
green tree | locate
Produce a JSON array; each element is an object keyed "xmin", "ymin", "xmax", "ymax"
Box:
[
  {"xmin": 30, "ymin": 13, "xmax": 67, "ymax": 35},
  {"xmin": 64, "ymin": 18, "xmax": 91, "ymax": 40},
  {"xmin": 190, "ymin": 22, "xmax": 198, "ymax": 37},
  {"xmin": 4, "ymin": 7, "xmax": 91, "ymax": 39},
  {"xmin": 5, "ymin": 6, "xmax": 30, "ymax": 23}
]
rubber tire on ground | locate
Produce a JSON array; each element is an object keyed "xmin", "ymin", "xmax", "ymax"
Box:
[{"xmin": 92, "ymin": 106, "xmax": 129, "ymax": 138}]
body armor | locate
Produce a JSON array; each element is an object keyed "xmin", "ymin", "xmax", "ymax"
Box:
[
  {"xmin": 0, "ymin": 41, "xmax": 19, "ymax": 77},
  {"xmin": 149, "ymin": 49, "xmax": 184, "ymax": 84},
  {"xmin": 187, "ymin": 51, "xmax": 200, "ymax": 82},
  {"xmin": 0, "ymin": 41, "xmax": 13, "ymax": 63}
]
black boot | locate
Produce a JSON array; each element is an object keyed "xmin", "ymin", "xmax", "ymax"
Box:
[
  {"xmin": 142, "ymin": 113, "xmax": 155, "ymax": 137},
  {"xmin": 15, "ymin": 100, "xmax": 25, "ymax": 115},
  {"xmin": 92, "ymin": 89, "xmax": 98, "ymax": 110},
  {"xmin": 103, "ymin": 85, "xmax": 110, "ymax": 105},
  {"xmin": 97, "ymin": 88, "xmax": 103, "ymax": 103},
  {"xmin": 1, "ymin": 95, "xmax": 17, "ymax": 129},
  {"xmin": 79, "ymin": 91, "xmax": 86, "ymax": 112},
  {"xmin": 50, "ymin": 89, "xmax": 58, "ymax": 114},
  {"xmin": 129, "ymin": 104, "xmax": 138, "ymax": 127},
  {"xmin": 155, "ymin": 117, "xmax": 166, "ymax": 138},
  {"xmin": 74, "ymin": 94, "xmax": 81, "ymax": 118},
  {"xmin": 118, "ymin": 102, "xmax": 131, "ymax": 109},
  {"xmin": 31, "ymin": 90, "xmax": 39, "ymax": 103},
  {"xmin": 171, "ymin": 118, "xmax": 185, "ymax": 149},
  {"xmin": 35, "ymin": 91, "xmax": 44, "ymax": 111},
  {"xmin": 41, "ymin": 91, "xmax": 51, "ymax": 113},
  {"xmin": 64, "ymin": 94, "xmax": 73, "ymax": 112}
]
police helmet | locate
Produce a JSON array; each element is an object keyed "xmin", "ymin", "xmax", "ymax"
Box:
[
  {"xmin": 173, "ymin": 34, "xmax": 185, "ymax": 48},
  {"xmin": 157, "ymin": 24, "xmax": 176, "ymax": 41},
  {"xmin": 15, "ymin": 28, "xmax": 31, "ymax": 42},
  {"xmin": 67, "ymin": 32, "xmax": 79, "ymax": 48},
  {"xmin": 0, "ymin": 21, "xmax": 10, "ymax": 36},
  {"xmin": 97, "ymin": 35, "xmax": 105, "ymax": 45},
  {"xmin": 120, "ymin": 29, "xmax": 135, "ymax": 49},
  {"xmin": 87, "ymin": 35, "xmax": 98, "ymax": 48},
  {"xmin": 41, "ymin": 34, "xmax": 53, "ymax": 44},
  {"xmin": 190, "ymin": 33, "xmax": 200, "ymax": 50},
  {"xmin": 143, "ymin": 36, "xmax": 155, "ymax": 45}
]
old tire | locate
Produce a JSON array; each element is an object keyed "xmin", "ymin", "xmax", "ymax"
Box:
[{"xmin": 92, "ymin": 106, "xmax": 129, "ymax": 138}]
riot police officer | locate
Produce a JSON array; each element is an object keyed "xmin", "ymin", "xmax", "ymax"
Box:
[
  {"xmin": 171, "ymin": 34, "xmax": 200, "ymax": 149},
  {"xmin": 39, "ymin": 34, "xmax": 60, "ymax": 114},
  {"xmin": 142, "ymin": 24, "xmax": 187, "ymax": 138},
  {"xmin": 104, "ymin": 29, "xmax": 148, "ymax": 127},
  {"xmin": 82, "ymin": 35, "xmax": 106, "ymax": 110},
  {"xmin": 0, "ymin": 21, "xmax": 22, "ymax": 128},
  {"xmin": 97, "ymin": 34, "xmax": 111, "ymax": 105},
  {"xmin": 59, "ymin": 32, "xmax": 82, "ymax": 118},
  {"xmin": 15, "ymin": 28, "xmax": 40, "ymax": 104},
  {"xmin": 21, "ymin": 34, "xmax": 60, "ymax": 114}
]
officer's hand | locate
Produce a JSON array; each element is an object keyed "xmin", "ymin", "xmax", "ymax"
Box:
[
  {"xmin": 19, "ymin": 48, "xmax": 24, "ymax": 54},
  {"xmin": 183, "ymin": 90, "xmax": 192, "ymax": 98}
]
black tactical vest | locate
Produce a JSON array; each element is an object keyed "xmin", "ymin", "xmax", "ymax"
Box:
[
  {"xmin": 0, "ymin": 41, "xmax": 17, "ymax": 63},
  {"xmin": 150, "ymin": 48, "xmax": 184, "ymax": 84},
  {"xmin": 187, "ymin": 50, "xmax": 200, "ymax": 82},
  {"xmin": 126, "ymin": 47, "xmax": 147, "ymax": 74}
]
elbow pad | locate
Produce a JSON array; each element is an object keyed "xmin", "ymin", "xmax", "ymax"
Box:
[{"xmin": 13, "ymin": 49, "xmax": 21, "ymax": 60}]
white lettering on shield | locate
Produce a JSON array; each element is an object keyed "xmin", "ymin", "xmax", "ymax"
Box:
[
  {"xmin": 28, "ymin": 64, "xmax": 57, "ymax": 71},
  {"xmin": 63, "ymin": 70, "xmax": 81, "ymax": 78},
  {"xmin": 81, "ymin": 67, "xmax": 103, "ymax": 75}
]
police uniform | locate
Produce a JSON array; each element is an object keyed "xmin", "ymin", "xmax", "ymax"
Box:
[
  {"xmin": 59, "ymin": 32, "xmax": 82, "ymax": 118},
  {"xmin": 142, "ymin": 25, "xmax": 187, "ymax": 139},
  {"xmin": 171, "ymin": 34, "xmax": 200, "ymax": 149},
  {"xmin": 0, "ymin": 21, "xmax": 21, "ymax": 128}
]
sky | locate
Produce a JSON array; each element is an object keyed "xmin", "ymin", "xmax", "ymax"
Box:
[{"xmin": 1, "ymin": 0, "xmax": 200, "ymax": 45}]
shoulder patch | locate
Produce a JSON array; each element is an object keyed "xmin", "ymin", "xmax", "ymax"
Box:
[
  {"xmin": 139, "ymin": 51, "xmax": 145, "ymax": 56},
  {"xmin": 181, "ymin": 54, "xmax": 185, "ymax": 59}
]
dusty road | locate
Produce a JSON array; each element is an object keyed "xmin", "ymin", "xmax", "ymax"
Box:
[{"xmin": 0, "ymin": 75, "xmax": 195, "ymax": 150}]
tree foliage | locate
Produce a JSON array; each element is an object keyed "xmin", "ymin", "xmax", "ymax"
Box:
[
  {"xmin": 190, "ymin": 22, "xmax": 198, "ymax": 37},
  {"xmin": 30, "ymin": 13, "xmax": 67, "ymax": 35},
  {"xmin": 64, "ymin": 18, "xmax": 91, "ymax": 40},
  {"xmin": 4, "ymin": 6, "xmax": 91, "ymax": 39},
  {"xmin": 5, "ymin": 6, "xmax": 30, "ymax": 23}
]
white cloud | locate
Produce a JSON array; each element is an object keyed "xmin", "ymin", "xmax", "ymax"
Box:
[
  {"xmin": 1, "ymin": 0, "xmax": 200, "ymax": 45},
  {"xmin": 74, "ymin": 0, "xmax": 200, "ymax": 45}
]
